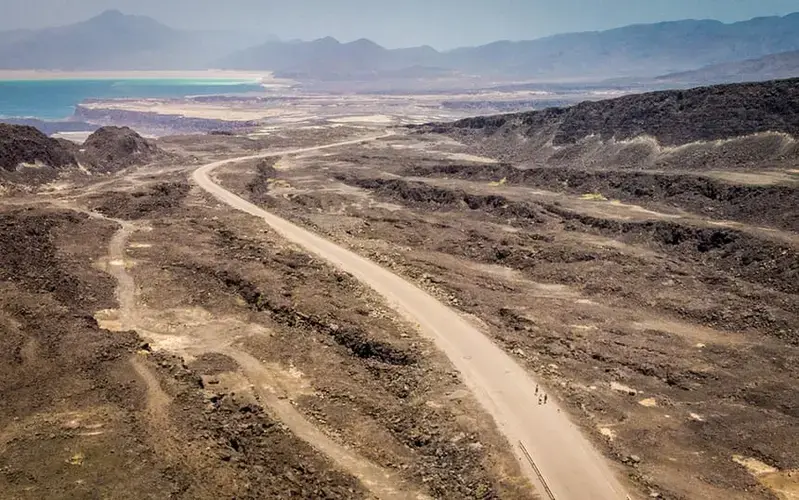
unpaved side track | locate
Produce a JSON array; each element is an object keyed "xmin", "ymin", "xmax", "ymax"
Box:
[
  {"xmin": 99, "ymin": 210, "xmax": 426, "ymax": 500},
  {"xmin": 193, "ymin": 136, "xmax": 631, "ymax": 500}
]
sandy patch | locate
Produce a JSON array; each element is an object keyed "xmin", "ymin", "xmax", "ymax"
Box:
[
  {"xmin": 94, "ymin": 309, "xmax": 123, "ymax": 332},
  {"xmin": 444, "ymin": 152, "xmax": 498, "ymax": 163},
  {"xmin": 329, "ymin": 115, "xmax": 394, "ymax": 124},
  {"xmin": 704, "ymin": 170, "xmax": 799, "ymax": 186},
  {"xmin": 610, "ymin": 381, "xmax": 638, "ymax": 395},
  {"xmin": 51, "ymin": 131, "xmax": 93, "ymax": 144},
  {"xmin": 733, "ymin": 456, "xmax": 799, "ymax": 499},
  {"xmin": 598, "ymin": 427, "xmax": 615, "ymax": 441},
  {"xmin": 80, "ymin": 101, "xmax": 273, "ymax": 121},
  {"xmin": 631, "ymin": 318, "xmax": 746, "ymax": 345}
]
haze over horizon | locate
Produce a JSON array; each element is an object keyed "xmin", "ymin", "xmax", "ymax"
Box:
[{"xmin": 1, "ymin": 0, "xmax": 798, "ymax": 49}]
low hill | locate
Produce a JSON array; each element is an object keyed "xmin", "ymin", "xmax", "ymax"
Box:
[
  {"xmin": 426, "ymin": 78, "xmax": 799, "ymax": 146},
  {"xmin": 80, "ymin": 126, "xmax": 163, "ymax": 173},
  {"xmin": 0, "ymin": 118, "xmax": 97, "ymax": 136},
  {"xmin": 416, "ymin": 78, "xmax": 799, "ymax": 169},
  {"xmin": 0, "ymin": 124, "xmax": 77, "ymax": 172},
  {"xmin": 0, "ymin": 124, "xmax": 167, "ymax": 187},
  {"xmin": 657, "ymin": 50, "xmax": 799, "ymax": 84},
  {"xmin": 80, "ymin": 126, "xmax": 162, "ymax": 171}
]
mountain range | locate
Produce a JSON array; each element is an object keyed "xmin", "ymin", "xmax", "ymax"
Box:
[
  {"xmin": 0, "ymin": 10, "xmax": 265, "ymax": 70},
  {"xmin": 1, "ymin": 10, "xmax": 799, "ymax": 82}
]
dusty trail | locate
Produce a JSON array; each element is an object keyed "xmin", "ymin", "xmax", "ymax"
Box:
[
  {"xmin": 194, "ymin": 137, "xmax": 631, "ymax": 499},
  {"xmin": 227, "ymin": 349, "xmax": 428, "ymax": 500},
  {"xmin": 99, "ymin": 209, "xmax": 425, "ymax": 500},
  {"xmin": 106, "ymin": 222, "xmax": 137, "ymax": 329}
]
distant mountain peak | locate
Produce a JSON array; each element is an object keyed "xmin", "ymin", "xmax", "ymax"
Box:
[
  {"xmin": 349, "ymin": 38, "xmax": 382, "ymax": 48},
  {"xmin": 96, "ymin": 9, "xmax": 126, "ymax": 18},
  {"xmin": 83, "ymin": 9, "xmax": 167, "ymax": 29},
  {"xmin": 89, "ymin": 9, "xmax": 135, "ymax": 23},
  {"xmin": 312, "ymin": 36, "xmax": 340, "ymax": 45}
]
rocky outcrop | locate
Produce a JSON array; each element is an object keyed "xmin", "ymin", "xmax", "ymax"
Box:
[
  {"xmin": 80, "ymin": 126, "xmax": 163, "ymax": 173},
  {"xmin": 0, "ymin": 124, "xmax": 169, "ymax": 189},
  {"xmin": 0, "ymin": 124, "xmax": 77, "ymax": 173},
  {"xmin": 0, "ymin": 124, "xmax": 79, "ymax": 186}
]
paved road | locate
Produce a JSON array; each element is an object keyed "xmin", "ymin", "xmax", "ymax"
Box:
[{"xmin": 193, "ymin": 136, "xmax": 630, "ymax": 500}]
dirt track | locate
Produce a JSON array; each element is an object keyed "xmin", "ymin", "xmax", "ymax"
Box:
[
  {"xmin": 194, "ymin": 138, "xmax": 630, "ymax": 499},
  {"xmin": 98, "ymin": 209, "xmax": 426, "ymax": 499}
]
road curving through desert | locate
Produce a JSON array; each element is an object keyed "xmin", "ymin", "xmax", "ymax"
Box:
[
  {"xmin": 193, "ymin": 134, "xmax": 631, "ymax": 500},
  {"xmin": 96, "ymin": 204, "xmax": 429, "ymax": 500}
]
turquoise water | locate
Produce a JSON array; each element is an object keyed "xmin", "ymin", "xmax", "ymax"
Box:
[{"xmin": 0, "ymin": 78, "xmax": 263, "ymax": 120}]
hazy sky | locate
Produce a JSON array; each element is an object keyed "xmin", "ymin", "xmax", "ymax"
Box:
[{"xmin": 2, "ymin": 0, "xmax": 798, "ymax": 48}]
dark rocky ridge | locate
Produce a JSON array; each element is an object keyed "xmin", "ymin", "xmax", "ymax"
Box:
[
  {"xmin": 408, "ymin": 79, "xmax": 799, "ymax": 234},
  {"xmin": 421, "ymin": 78, "xmax": 799, "ymax": 147},
  {"xmin": 0, "ymin": 117, "xmax": 97, "ymax": 136}
]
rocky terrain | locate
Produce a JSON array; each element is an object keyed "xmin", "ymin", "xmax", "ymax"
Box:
[
  {"xmin": 212, "ymin": 78, "xmax": 798, "ymax": 500},
  {"xmin": 0, "ymin": 124, "xmax": 169, "ymax": 188},
  {"xmin": 1, "ymin": 77, "xmax": 797, "ymax": 500},
  {"xmin": 409, "ymin": 78, "xmax": 799, "ymax": 233},
  {"xmin": 0, "ymin": 124, "xmax": 77, "ymax": 183},
  {"xmin": 0, "ymin": 125, "xmax": 533, "ymax": 499},
  {"xmin": 420, "ymin": 77, "xmax": 799, "ymax": 148},
  {"xmin": 80, "ymin": 126, "xmax": 164, "ymax": 173}
]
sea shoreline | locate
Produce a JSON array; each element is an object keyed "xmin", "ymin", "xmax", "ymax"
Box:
[
  {"xmin": 0, "ymin": 69, "xmax": 274, "ymax": 82},
  {"xmin": 0, "ymin": 75, "xmax": 283, "ymax": 126}
]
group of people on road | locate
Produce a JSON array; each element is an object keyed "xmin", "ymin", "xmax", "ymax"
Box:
[{"xmin": 535, "ymin": 384, "xmax": 548, "ymax": 405}]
